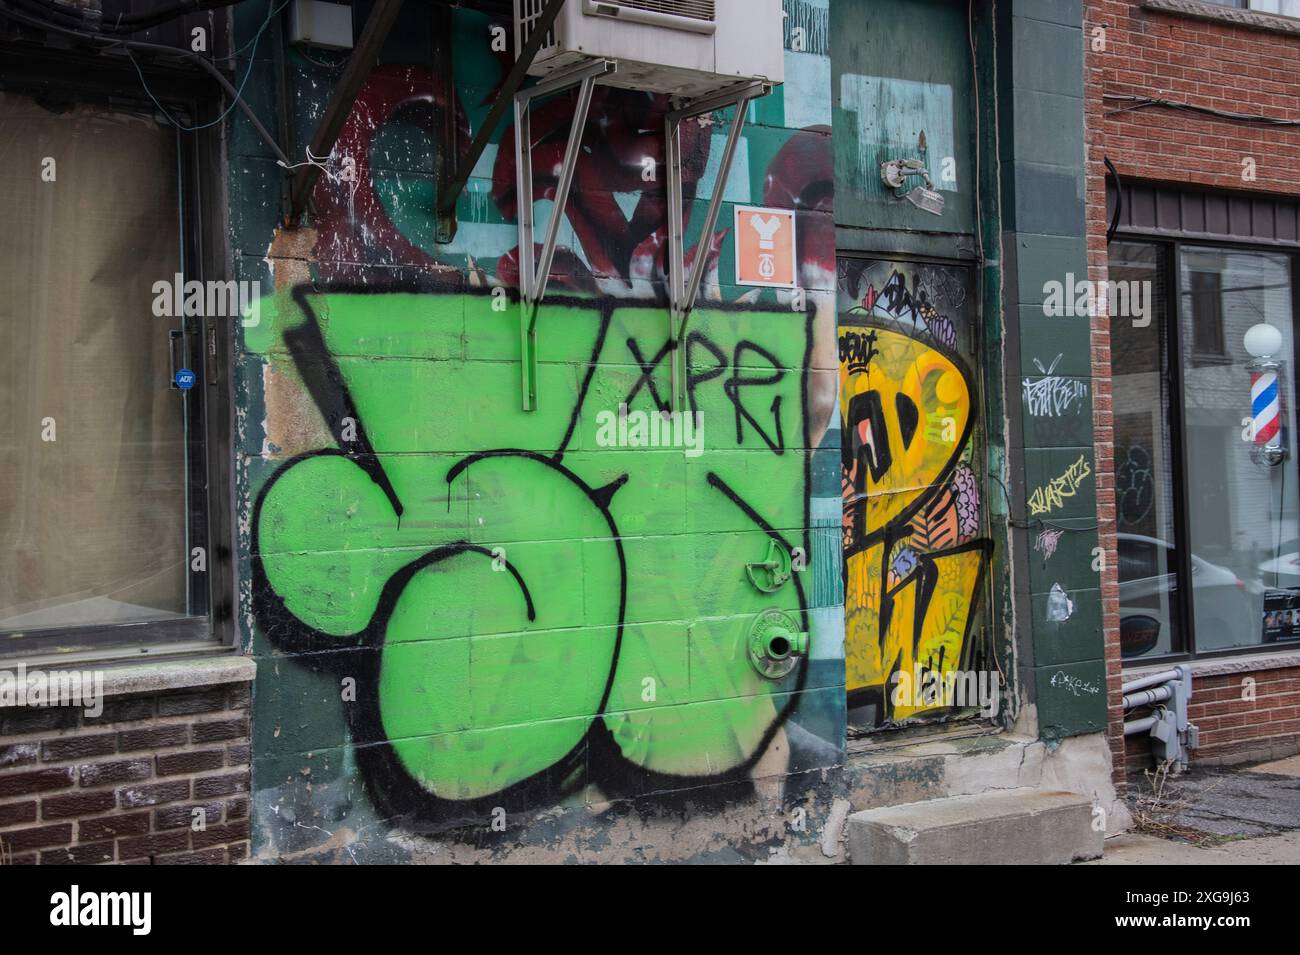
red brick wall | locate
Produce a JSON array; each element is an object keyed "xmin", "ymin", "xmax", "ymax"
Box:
[
  {"xmin": 1084, "ymin": 1, "xmax": 1124, "ymax": 789},
  {"xmin": 1085, "ymin": 0, "xmax": 1300, "ymax": 776},
  {"xmin": 1091, "ymin": 0, "xmax": 1300, "ymax": 193},
  {"xmin": 1125, "ymin": 665, "xmax": 1300, "ymax": 770},
  {"xmin": 0, "ymin": 681, "xmax": 250, "ymax": 864}
]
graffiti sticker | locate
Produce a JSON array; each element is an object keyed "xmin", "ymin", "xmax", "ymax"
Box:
[{"xmin": 735, "ymin": 206, "xmax": 797, "ymax": 288}]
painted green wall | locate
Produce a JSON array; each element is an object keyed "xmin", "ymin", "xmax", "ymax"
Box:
[
  {"xmin": 229, "ymin": 0, "xmax": 845, "ymax": 855},
  {"xmin": 996, "ymin": 0, "xmax": 1107, "ymax": 739}
]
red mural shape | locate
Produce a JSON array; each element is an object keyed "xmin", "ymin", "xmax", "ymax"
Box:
[{"xmin": 310, "ymin": 66, "xmax": 834, "ymax": 297}]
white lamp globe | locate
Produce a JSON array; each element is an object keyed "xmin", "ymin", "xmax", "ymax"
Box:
[{"xmin": 1244, "ymin": 323, "xmax": 1283, "ymax": 359}]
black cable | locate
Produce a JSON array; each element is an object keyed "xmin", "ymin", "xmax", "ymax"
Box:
[
  {"xmin": 0, "ymin": 1, "xmax": 290, "ymax": 164},
  {"xmin": 19, "ymin": 0, "xmax": 242, "ymax": 34},
  {"xmin": 8, "ymin": 0, "xmax": 85, "ymax": 29},
  {"xmin": 1104, "ymin": 92, "xmax": 1300, "ymax": 128},
  {"xmin": 113, "ymin": 0, "xmax": 243, "ymax": 25},
  {"xmin": 1104, "ymin": 155, "xmax": 1122, "ymax": 245}
]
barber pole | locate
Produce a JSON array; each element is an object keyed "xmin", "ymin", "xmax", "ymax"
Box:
[
  {"xmin": 1248, "ymin": 355, "xmax": 1287, "ymax": 466},
  {"xmin": 1252, "ymin": 365, "xmax": 1281, "ymax": 447},
  {"xmin": 1243, "ymin": 323, "xmax": 1287, "ymax": 465}
]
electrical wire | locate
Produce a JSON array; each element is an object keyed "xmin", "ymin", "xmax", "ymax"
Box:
[
  {"xmin": 1104, "ymin": 92, "xmax": 1300, "ymax": 127},
  {"xmin": 231, "ymin": 0, "xmax": 290, "ymax": 57},
  {"xmin": 988, "ymin": 472, "xmax": 1103, "ymax": 533},
  {"xmin": 1104, "ymin": 155, "xmax": 1122, "ymax": 244},
  {"xmin": 126, "ymin": 42, "xmax": 256, "ymax": 132},
  {"xmin": 19, "ymin": 0, "xmax": 243, "ymax": 35},
  {"xmin": 295, "ymin": 46, "xmax": 347, "ymax": 71},
  {"xmin": 967, "ymin": 0, "xmax": 983, "ymax": 267},
  {"xmin": 0, "ymin": 0, "xmax": 290, "ymax": 152}
]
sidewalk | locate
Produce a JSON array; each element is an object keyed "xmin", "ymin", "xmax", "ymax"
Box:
[
  {"xmin": 1088, "ymin": 754, "xmax": 1300, "ymax": 865},
  {"xmin": 1090, "ymin": 830, "xmax": 1300, "ymax": 864}
]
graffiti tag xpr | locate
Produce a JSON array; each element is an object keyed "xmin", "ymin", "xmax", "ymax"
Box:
[{"xmin": 250, "ymin": 285, "xmax": 819, "ymax": 825}]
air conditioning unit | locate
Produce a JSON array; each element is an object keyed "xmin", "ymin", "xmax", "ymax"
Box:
[{"xmin": 514, "ymin": 0, "xmax": 784, "ymax": 97}]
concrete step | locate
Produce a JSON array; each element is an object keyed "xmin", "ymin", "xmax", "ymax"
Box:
[{"xmin": 846, "ymin": 788, "xmax": 1102, "ymax": 865}]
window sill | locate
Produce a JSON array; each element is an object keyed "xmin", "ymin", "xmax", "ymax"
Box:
[
  {"xmin": 1141, "ymin": 0, "xmax": 1300, "ymax": 37},
  {"xmin": 1123, "ymin": 646, "xmax": 1300, "ymax": 681},
  {"xmin": 0, "ymin": 653, "xmax": 254, "ymax": 707}
]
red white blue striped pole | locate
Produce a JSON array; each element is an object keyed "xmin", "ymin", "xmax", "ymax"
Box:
[
  {"xmin": 1252, "ymin": 364, "xmax": 1281, "ymax": 448},
  {"xmin": 1244, "ymin": 323, "xmax": 1286, "ymax": 467}
]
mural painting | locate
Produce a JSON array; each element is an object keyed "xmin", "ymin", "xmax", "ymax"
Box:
[
  {"xmin": 837, "ymin": 259, "xmax": 992, "ymax": 727},
  {"xmin": 239, "ymin": 5, "xmax": 841, "ymax": 848}
]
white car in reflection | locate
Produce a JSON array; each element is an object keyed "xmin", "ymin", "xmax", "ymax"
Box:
[{"xmin": 1118, "ymin": 533, "xmax": 1259, "ymax": 657}]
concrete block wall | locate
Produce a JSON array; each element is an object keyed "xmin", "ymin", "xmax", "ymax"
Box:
[{"xmin": 230, "ymin": 1, "xmax": 845, "ymax": 861}]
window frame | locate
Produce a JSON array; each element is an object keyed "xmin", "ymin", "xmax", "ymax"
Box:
[
  {"xmin": 0, "ymin": 47, "xmax": 236, "ymax": 665},
  {"xmin": 1112, "ymin": 232, "xmax": 1300, "ymax": 664},
  {"xmin": 1202, "ymin": 0, "xmax": 1300, "ymax": 17}
]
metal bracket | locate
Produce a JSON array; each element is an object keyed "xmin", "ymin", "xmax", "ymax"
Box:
[
  {"xmin": 746, "ymin": 539, "xmax": 792, "ymax": 593},
  {"xmin": 666, "ymin": 81, "xmax": 769, "ymax": 411},
  {"xmin": 436, "ymin": 0, "xmax": 571, "ymax": 244},
  {"xmin": 515, "ymin": 58, "xmax": 616, "ymax": 411},
  {"xmin": 880, "ymin": 158, "xmax": 945, "ymax": 216}
]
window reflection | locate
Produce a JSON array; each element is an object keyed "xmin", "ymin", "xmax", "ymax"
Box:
[
  {"xmin": 1110, "ymin": 242, "xmax": 1183, "ymax": 657},
  {"xmin": 1180, "ymin": 248, "xmax": 1297, "ymax": 651}
]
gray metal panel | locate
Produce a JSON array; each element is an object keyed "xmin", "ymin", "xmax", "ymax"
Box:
[{"xmin": 1110, "ymin": 179, "xmax": 1300, "ymax": 247}]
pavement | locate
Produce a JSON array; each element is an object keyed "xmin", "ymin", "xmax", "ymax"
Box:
[{"xmin": 1088, "ymin": 754, "xmax": 1300, "ymax": 865}]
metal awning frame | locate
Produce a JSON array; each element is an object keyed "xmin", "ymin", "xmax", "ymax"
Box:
[
  {"xmin": 666, "ymin": 80, "xmax": 770, "ymax": 411},
  {"xmin": 514, "ymin": 57, "xmax": 617, "ymax": 411},
  {"xmin": 515, "ymin": 71, "xmax": 769, "ymax": 412}
]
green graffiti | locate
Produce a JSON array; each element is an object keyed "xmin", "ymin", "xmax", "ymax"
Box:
[{"xmin": 250, "ymin": 286, "xmax": 815, "ymax": 811}]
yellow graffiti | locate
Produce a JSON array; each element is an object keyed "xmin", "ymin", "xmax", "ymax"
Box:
[
  {"xmin": 840, "ymin": 324, "xmax": 989, "ymax": 723},
  {"xmin": 1027, "ymin": 454, "xmax": 1092, "ymax": 516}
]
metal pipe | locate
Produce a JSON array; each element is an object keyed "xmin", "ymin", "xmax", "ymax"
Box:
[
  {"xmin": 515, "ymin": 56, "xmax": 613, "ymax": 104},
  {"xmin": 1121, "ymin": 668, "xmax": 1181, "ymax": 695},
  {"xmin": 1123, "ymin": 685, "xmax": 1173, "ymax": 709},
  {"xmin": 1124, "ymin": 716, "xmax": 1158, "ymax": 736},
  {"xmin": 667, "ymin": 80, "xmax": 770, "ymax": 123},
  {"xmin": 682, "ymin": 95, "xmax": 750, "ymax": 316},
  {"xmin": 532, "ymin": 75, "xmax": 596, "ymax": 304}
]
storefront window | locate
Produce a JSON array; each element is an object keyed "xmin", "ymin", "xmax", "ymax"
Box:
[
  {"xmin": 0, "ymin": 88, "xmax": 216, "ymax": 658},
  {"xmin": 1110, "ymin": 238, "xmax": 1300, "ymax": 659},
  {"xmin": 1180, "ymin": 248, "xmax": 1299, "ymax": 651},
  {"xmin": 1110, "ymin": 242, "xmax": 1183, "ymax": 657}
]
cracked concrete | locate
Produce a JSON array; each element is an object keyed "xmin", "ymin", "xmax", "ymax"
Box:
[{"xmin": 1156, "ymin": 757, "xmax": 1300, "ymax": 839}]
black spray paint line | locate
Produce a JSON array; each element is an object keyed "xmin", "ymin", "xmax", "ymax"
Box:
[
  {"xmin": 289, "ymin": 285, "xmax": 404, "ymax": 521},
  {"xmin": 251, "ymin": 282, "xmax": 823, "ymax": 831}
]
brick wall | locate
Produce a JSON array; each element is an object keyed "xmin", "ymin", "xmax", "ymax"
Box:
[
  {"xmin": 0, "ymin": 681, "xmax": 251, "ymax": 865},
  {"xmin": 1090, "ymin": 0, "xmax": 1300, "ymax": 192},
  {"xmin": 1083, "ymin": 2, "xmax": 1124, "ymax": 788},
  {"xmin": 1085, "ymin": 0, "xmax": 1300, "ymax": 776},
  {"xmin": 1125, "ymin": 664, "xmax": 1300, "ymax": 770}
]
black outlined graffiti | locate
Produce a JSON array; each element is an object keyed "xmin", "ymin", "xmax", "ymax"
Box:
[{"xmin": 250, "ymin": 282, "xmax": 817, "ymax": 831}]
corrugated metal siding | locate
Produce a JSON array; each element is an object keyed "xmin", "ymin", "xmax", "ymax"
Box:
[{"xmin": 1109, "ymin": 179, "xmax": 1300, "ymax": 246}]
